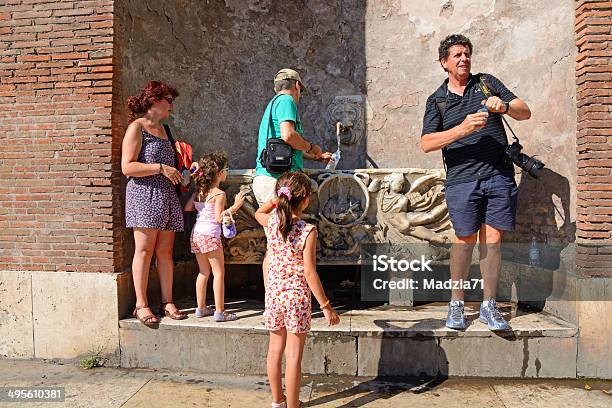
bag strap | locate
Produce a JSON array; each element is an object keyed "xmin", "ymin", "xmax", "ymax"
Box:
[
  {"xmin": 265, "ymin": 94, "xmax": 283, "ymax": 142},
  {"xmin": 433, "ymin": 86, "xmax": 450, "ymax": 172},
  {"xmin": 224, "ymin": 208, "xmax": 235, "ymax": 223},
  {"xmin": 163, "ymin": 124, "xmax": 180, "ymax": 169},
  {"xmin": 476, "ymin": 74, "xmax": 519, "ymax": 143}
]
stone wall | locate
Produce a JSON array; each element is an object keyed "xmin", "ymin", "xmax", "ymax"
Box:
[
  {"xmin": 115, "ymin": 0, "xmax": 367, "ymax": 169},
  {"xmin": 116, "ymin": 0, "xmax": 577, "ymax": 244}
]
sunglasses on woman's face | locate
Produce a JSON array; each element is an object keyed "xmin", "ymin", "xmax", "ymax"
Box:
[{"xmin": 163, "ymin": 96, "xmax": 174, "ymax": 104}]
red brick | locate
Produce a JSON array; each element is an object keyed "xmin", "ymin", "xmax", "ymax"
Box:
[
  {"xmin": 16, "ymin": 54, "xmax": 50, "ymax": 62},
  {"xmin": 52, "ymin": 8, "xmax": 94, "ymax": 17},
  {"xmin": 51, "ymin": 52, "xmax": 89, "ymax": 60},
  {"xmin": 2, "ymin": 33, "xmax": 36, "ymax": 41},
  {"xmin": 33, "ymin": 2, "xmax": 74, "ymax": 11},
  {"xmin": 90, "ymin": 21, "xmax": 112, "ymax": 29},
  {"xmin": 50, "ymin": 37, "xmax": 91, "ymax": 47},
  {"xmin": 12, "ymin": 10, "xmax": 52, "ymax": 20},
  {"xmin": 77, "ymin": 57, "xmax": 111, "ymax": 66},
  {"xmin": 39, "ymin": 30, "xmax": 76, "ymax": 40}
]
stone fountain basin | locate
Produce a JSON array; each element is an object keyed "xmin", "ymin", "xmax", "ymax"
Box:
[{"xmin": 211, "ymin": 168, "xmax": 451, "ymax": 265}]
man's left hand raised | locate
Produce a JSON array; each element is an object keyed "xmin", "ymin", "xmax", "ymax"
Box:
[{"xmin": 482, "ymin": 97, "xmax": 507, "ymax": 114}]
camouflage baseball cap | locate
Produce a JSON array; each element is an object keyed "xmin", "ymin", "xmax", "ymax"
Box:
[{"xmin": 274, "ymin": 68, "xmax": 306, "ymax": 91}]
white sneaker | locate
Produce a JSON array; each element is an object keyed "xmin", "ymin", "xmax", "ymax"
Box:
[{"xmin": 271, "ymin": 399, "xmax": 286, "ymax": 408}]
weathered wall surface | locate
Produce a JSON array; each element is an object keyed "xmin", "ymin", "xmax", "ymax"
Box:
[
  {"xmin": 115, "ymin": 0, "xmax": 367, "ymax": 169},
  {"xmin": 116, "ymin": 0, "xmax": 577, "ymax": 242}
]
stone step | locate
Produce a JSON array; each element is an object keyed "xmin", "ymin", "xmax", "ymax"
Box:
[{"xmin": 119, "ymin": 301, "xmax": 578, "ymax": 378}]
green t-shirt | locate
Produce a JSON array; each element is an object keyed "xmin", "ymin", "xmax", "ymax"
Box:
[{"xmin": 255, "ymin": 94, "xmax": 304, "ymax": 178}]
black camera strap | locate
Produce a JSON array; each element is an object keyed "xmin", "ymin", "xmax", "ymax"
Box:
[
  {"xmin": 435, "ymin": 74, "xmax": 520, "ymax": 142},
  {"xmin": 477, "ymin": 74, "xmax": 519, "ymax": 143},
  {"xmin": 433, "ymin": 73, "xmax": 522, "ymax": 171}
]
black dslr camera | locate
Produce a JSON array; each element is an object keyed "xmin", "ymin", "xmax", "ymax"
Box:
[
  {"xmin": 505, "ymin": 141, "xmax": 544, "ymax": 178},
  {"xmin": 478, "ymin": 76, "xmax": 545, "ymax": 179}
]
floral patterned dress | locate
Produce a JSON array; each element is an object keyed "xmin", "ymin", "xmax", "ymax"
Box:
[{"xmin": 263, "ymin": 211, "xmax": 315, "ymax": 334}]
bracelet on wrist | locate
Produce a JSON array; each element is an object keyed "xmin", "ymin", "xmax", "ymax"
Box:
[
  {"xmin": 503, "ymin": 102, "xmax": 510, "ymax": 114},
  {"xmin": 306, "ymin": 142, "xmax": 313, "ymax": 153},
  {"xmin": 320, "ymin": 299, "xmax": 330, "ymax": 309},
  {"xmin": 158, "ymin": 163, "xmax": 163, "ymax": 174}
]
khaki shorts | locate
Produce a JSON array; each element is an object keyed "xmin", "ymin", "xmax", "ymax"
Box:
[{"xmin": 252, "ymin": 175, "xmax": 277, "ymax": 206}]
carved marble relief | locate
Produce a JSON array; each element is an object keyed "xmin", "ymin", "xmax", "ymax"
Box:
[{"xmin": 221, "ymin": 169, "xmax": 454, "ymax": 264}]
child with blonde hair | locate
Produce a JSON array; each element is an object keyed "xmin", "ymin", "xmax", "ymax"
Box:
[
  {"xmin": 185, "ymin": 152, "xmax": 245, "ymax": 322},
  {"xmin": 255, "ymin": 171, "xmax": 340, "ymax": 408}
]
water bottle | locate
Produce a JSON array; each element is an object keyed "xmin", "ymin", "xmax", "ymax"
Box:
[
  {"xmin": 325, "ymin": 150, "xmax": 341, "ymax": 170},
  {"xmin": 475, "ymin": 103, "xmax": 488, "ymax": 131},
  {"xmin": 180, "ymin": 168, "xmax": 191, "ymax": 187},
  {"xmin": 478, "ymin": 103, "xmax": 489, "ymax": 114},
  {"xmin": 528, "ymin": 236, "xmax": 541, "ymax": 267}
]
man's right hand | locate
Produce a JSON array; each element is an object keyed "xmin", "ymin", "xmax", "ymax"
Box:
[
  {"xmin": 317, "ymin": 151, "xmax": 333, "ymax": 163},
  {"xmin": 459, "ymin": 112, "xmax": 488, "ymax": 137}
]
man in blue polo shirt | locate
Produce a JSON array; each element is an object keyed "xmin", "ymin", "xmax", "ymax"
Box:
[{"xmin": 421, "ymin": 34, "xmax": 532, "ymax": 331}]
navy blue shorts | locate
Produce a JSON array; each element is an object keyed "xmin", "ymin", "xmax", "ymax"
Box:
[{"xmin": 444, "ymin": 174, "xmax": 518, "ymax": 237}]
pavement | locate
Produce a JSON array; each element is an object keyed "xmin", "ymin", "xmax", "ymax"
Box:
[{"xmin": 0, "ymin": 360, "xmax": 610, "ymax": 407}]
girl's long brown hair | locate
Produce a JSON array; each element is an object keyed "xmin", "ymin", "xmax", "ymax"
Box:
[
  {"xmin": 275, "ymin": 171, "xmax": 312, "ymax": 241},
  {"xmin": 192, "ymin": 152, "xmax": 227, "ymax": 201},
  {"xmin": 126, "ymin": 80, "xmax": 179, "ymax": 123}
]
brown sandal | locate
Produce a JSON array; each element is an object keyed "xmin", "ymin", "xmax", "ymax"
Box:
[
  {"xmin": 159, "ymin": 302, "xmax": 187, "ymax": 320},
  {"xmin": 133, "ymin": 306, "xmax": 159, "ymax": 327}
]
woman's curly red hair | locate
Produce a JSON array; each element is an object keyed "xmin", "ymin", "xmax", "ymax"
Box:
[{"xmin": 126, "ymin": 80, "xmax": 179, "ymax": 122}]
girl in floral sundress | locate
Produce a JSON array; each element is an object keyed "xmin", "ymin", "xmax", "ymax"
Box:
[
  {"xmin": 184, "ymin": 152, "xmax": 245, "ymax": 322},
  {"xmin": 255, "ymin": 171, "xmax": 340, "ymax": 408}
]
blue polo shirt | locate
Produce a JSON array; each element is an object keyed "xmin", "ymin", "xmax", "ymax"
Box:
[{"xmin": 421, "ymin": 73, "xmax": 518, "ymax": 186}]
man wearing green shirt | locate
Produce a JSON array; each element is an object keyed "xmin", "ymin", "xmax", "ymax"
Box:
[
  {"xmin": 253, "ymin": 68, "xmax": 331, "ymax": 206},
  {"xmin": 254, "ymin": 68, "xmax": 331, "ymax": 291}
]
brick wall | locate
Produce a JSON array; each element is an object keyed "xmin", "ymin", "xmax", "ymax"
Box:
[
  {"xmin": 575, "ymin": 0, "xmax": 612, "ymax": 277},
  {"xmin": 0, "ymin": 0, "xmax": 120, "ymax": 273}
]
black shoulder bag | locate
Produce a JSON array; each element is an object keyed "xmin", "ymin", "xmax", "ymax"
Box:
[{"xmin": 258, "ymin": 95, "xmax": 293, "ymax": 174}]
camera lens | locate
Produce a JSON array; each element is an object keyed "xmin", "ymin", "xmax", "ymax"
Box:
[
  {"xmin": 505, "ymin": 142, "xmax": 545, "ymax": 179},
  {"xmin": 518, "ymin": 153, "xmax": 544, "ymax": 178}
]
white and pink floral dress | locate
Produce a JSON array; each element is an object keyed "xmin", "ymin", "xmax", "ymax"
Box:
[{"xmin": 264, "ymin": 211, "xmax": 315, "ymax": 334}]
